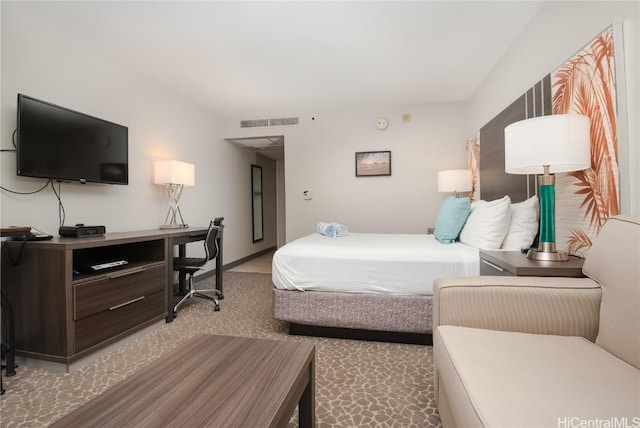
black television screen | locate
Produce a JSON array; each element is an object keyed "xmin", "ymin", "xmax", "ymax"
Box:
[{"xmin": 17, "ymin": 94, "xmax": 128, "ymax": 185}]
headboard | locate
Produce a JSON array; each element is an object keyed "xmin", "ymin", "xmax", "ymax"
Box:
[
  {"xmin": 477, "ymin": 77, "xmax": 551, "ymax": 203},
  {"xmin": 468, "ymin": 26, "xmax": 620, "ymax": 258}
]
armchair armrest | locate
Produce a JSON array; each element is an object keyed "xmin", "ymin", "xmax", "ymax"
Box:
[{"xmin": 433, "ymin": 276, "xmax": 602, "ymax": 341}]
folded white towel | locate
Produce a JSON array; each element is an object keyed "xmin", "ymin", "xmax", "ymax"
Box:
[
  {"xmin": 332, "ymin": 222, "xmax": 348, "ymax": 237},
  {"xmin": 317, "ymin": 222, "xmax": 348, "ymax": 237},
  {"xmin": 316, "ymin": 222, "xmax": 336, "ymax": 237}
]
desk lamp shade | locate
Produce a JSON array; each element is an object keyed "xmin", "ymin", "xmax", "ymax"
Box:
[
  {"xmin": 154, "ymin": 160, "xmax": 195, "ymax": 186},
  {"xmin": 437, "ymin": 169, "xmax": 472, "ymax": 197},
  {"xmin": 504, "ymin": 114, "xmax": 591, "ymax": 261},
  {"xmin": 154, "ymin": 160, "xmax": 195, "ymax": 229}
]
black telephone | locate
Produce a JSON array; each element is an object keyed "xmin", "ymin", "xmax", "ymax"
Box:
[
  {"xmin": 1, "ymin": 227, "xmax": 53, "ymax": 241},
  {"xmin": 24, "ymin": 227, "xmax": 53, "ymax": 241},
  {"xmin": 1, "ymin": 227, "xmax": 52, "ymax": 267},
  {"xmin": 27, "ymin": 227, "xmax": 53, "ymax": 241}
]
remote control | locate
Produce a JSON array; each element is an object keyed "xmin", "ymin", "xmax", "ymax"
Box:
[{"xmin": 90, "ymin": 260, "xmax": 128, "ymax": 271}]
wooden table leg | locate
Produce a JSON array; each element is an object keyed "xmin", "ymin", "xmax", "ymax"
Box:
[
  {"xmin": 166, "ymin": 242, "xmax": 187, "ymax": 323},
  {"xmin": 298, "ymin": 358, "xmax": 316, "ymax": 428}
]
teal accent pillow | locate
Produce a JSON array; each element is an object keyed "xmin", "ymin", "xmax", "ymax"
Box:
[{"xmin": 434, "ymin": 196, "xmax": 471, "ymax": 244}]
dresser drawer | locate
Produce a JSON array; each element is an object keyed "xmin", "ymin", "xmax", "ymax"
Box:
[
  {"xmin": 479, "ymin": 257, "xmax": 514, "ymax": 276},
  {"xmin": 75, "ymin": 291, "xmax": 165, "ymax": 352},
  {"xmin": 74, "ymin": 264, "xmax": 165, "ymax": 320}
]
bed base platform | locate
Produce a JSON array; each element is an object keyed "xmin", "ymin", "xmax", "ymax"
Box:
[
  {"xmin": 289, "ymin": 322, "xmax": 432, "ymax": 345},
  {"xmin": 273, "ymin": 288, "xmax": 433, "ymax": 345}
]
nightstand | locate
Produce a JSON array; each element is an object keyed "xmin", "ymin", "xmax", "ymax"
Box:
[{"xmin": 479, "ymin": 250, "xmax": 586, "ymax": 277}]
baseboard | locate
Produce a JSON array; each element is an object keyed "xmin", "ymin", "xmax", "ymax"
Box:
[
  {"xmin": 288, "ymin": 322, "xmax": 433, "ymax": 346},
  {"xmin": 194, "ymin": 268, "xmax": 216, "ymax": 282},
  {"xmin": 194, "ymin": 246, "xmax": 276, "ymax": 283},
  {"xmin": 223, "ymin": 246, "xmax": 276, "ymax": 271}
]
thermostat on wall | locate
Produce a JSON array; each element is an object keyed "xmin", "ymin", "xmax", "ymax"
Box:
[{"xmin": 376, "ymin": 118, "xmax": 388, "ymax": 130}]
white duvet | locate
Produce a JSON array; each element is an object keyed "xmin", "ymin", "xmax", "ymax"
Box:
[{"xmin": 272, "ymin": 233, "xmax": 479, "ymax": 296}]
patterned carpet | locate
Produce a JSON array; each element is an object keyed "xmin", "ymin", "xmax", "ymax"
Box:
[{"xmin": 1, "ymin": 271, "xmax": 441, "ymax": 427}]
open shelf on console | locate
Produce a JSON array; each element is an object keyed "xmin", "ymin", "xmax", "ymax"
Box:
[
  {"xmin": 71, "ymin": 260, "xmax": 165, "ymax": 283},
  {"xmin": 72, "ymin": 239, "xmax": 165, "ymax": 281}
]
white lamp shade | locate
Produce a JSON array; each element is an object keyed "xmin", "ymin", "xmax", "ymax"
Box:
[
  {"xmin": 154, "ymin": 160, "xmax": 195, "ymax": 186},
  {"xmin": 437, "ymin": 169, "xmax": 472, "ymax": 193},
  {"xmin": 504, "ymin": 114, "xmax": 591, "ymax": 175}
]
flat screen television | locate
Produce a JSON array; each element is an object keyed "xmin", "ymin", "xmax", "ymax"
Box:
[{"xmin": 17, "ymin": 94, "xmax": 129, "ymax": 185}]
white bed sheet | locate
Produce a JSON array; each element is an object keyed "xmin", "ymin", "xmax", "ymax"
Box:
[{"xmin": 272, "ymin": 233, "xmax": 479, "ymax": 296}]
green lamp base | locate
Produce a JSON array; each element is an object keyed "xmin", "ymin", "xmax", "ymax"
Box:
[{"xmin": 530, "ymin": 169, "xmax": 570, "ymax": 262}]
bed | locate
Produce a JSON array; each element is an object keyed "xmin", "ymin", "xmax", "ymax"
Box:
[
  {"xmin": 272, "ymin": 232, "xmax": 480, "ymax": 344},
  {"xmin": 272, "ymin": 191, "xmax": 539, "ymax": 343}
]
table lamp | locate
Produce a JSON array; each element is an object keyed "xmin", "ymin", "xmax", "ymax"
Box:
[
  {"xmin": 154, "ymin": 160, "xmax": 195, "ymax": 229},
  {"xmin": 504, "ymin": 114, "xmax": 591, "ymax": 261},
  {"xmin": 437, "ymin": 169, "xmax": 472, "ymax": 197}
]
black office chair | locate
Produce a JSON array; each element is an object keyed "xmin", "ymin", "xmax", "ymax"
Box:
[{"xmin": 173, "ymin": 219, "xmax": 223, "ymax": 316}]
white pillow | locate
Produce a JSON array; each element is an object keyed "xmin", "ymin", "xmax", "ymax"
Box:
[
  {"xmin": 459, "ymin": 195, "xmax": 511, "ymax": 250},
  {"xmin": 500, "ymin": 196, "xmax": 539, "ymax": 250}
]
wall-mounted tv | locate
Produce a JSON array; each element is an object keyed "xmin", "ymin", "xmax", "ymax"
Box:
[{"xmin": 17, "ymin": 94, "xmax": 129, "ymax": 185}]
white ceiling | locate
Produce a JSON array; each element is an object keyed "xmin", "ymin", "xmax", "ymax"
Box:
[{"xmin": 20, "ymin": 1, "xmax": 544, "ymax": 118}]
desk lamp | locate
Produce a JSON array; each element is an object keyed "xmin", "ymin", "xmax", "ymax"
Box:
[
  {"xmin": 437, "ymin": 169, "xmax": 472, "ymax": 198},
  {"xmin": 504, "ymin": 114, "xmax": 591, "ymax": 261},
  {"xmin": 154, "ymin": 160, "xmax": 195, "ymax": 229}
]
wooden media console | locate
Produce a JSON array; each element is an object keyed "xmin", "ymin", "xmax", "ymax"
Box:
[{"xmin": 1, "ymin": 227, "xmax": 219, "ymax": 370}]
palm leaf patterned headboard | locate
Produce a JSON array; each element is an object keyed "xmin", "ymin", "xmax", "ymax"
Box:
[{"xmin": 467, "ymin": 26, "xmax": 619, "ymax": 258}]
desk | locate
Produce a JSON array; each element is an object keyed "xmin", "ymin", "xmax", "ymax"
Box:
[
  {"xmin": 1, "ymin": 227, "xmax": 224, "ymax": 368},
  {"xmin": 164, "ymin": 226, "xmax": 224, "ymax": 323}
]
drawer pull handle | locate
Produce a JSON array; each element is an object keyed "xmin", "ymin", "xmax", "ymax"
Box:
[
  {"xmin": 110, "ymin": 296, "xmax": 145, "ymax": 311},
  {"xmin": 481, "ymin": 259, "xmax": 504, "ymax": 272},
  {"xmin": 109, "ymin": 268, "xmax": 146, "ymax": 279}
]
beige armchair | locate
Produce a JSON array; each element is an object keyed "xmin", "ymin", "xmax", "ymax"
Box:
[{"xmin": 433, "ymin": 215, "xmax": 640, "ymax": 428}]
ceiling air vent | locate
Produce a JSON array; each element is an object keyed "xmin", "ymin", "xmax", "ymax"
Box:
[
  {"xmin": 240, "ymin": 119, "xmax": 269, "ymax": 128},
  {"xmin": 270, "ymin": 117, "xmax": 299, "ymax": 126}
]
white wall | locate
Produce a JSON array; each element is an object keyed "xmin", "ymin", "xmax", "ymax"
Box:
[
  {"xmin": 222, "ymin": 2, "xmax": 640, "ymax": 245},
  {"xmin": 0, "ymin": 3, "xmax": 257, "ymax": 267},
  {"xmin": 6, "ymin": 2, "xmax": 630, "ymax": 259},
  {"xmin": 224, "ymin": 103, "xmax": 468, "ymax": 242},
  {"xmin": 467, "ymin": 0, "xmax": 639, "ymax": 215}
]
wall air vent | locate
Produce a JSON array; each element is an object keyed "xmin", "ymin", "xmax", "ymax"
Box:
[
  {"xmin": 240, "ymin": 119, "xmax": 269, "ymax": 128},
  {"xmin": 270, "ymin": 117, "xmax": 299, "ymax": 126}
]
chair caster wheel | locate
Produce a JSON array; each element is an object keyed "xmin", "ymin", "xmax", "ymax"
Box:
[
  {"xmin": 218, "ymin": 293, "xmax": 224, "ymax": 300},
  {"xmin": 214, "ymin": 304, "xmax": 221, "ymax": 311},
  {"xmin": 173, "ymin": 311, "xmax": 177, "ymax": 318}
]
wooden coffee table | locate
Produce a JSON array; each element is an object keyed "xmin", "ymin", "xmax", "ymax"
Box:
[{"xmin": 51, "ymin": 334, "xmax": 316, "ymax": 427}]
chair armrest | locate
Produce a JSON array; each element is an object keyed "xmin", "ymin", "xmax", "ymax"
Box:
[{"xmin": 433, "ymin": 276, "xmax": 602, "ymax": 341}]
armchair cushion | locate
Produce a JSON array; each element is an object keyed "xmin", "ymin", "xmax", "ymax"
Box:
[{"xmin": 435, "ymin": 325, "xmax": 640, "ymax": 428}]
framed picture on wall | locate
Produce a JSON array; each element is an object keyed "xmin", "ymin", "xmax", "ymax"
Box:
[{"xmin": 355, "ymin": 151, "xmax": 391, "ymax": 177}]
